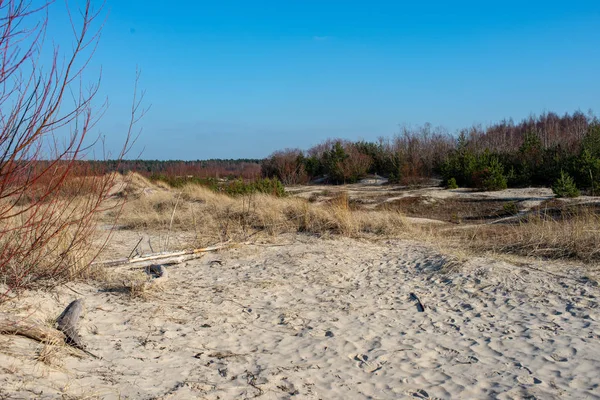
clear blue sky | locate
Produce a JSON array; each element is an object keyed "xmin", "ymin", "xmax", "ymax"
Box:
[{"xmin": 44, "ymin": 1, "xmax": 600, "ymax": 159}]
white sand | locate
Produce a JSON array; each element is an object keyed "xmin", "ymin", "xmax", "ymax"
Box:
[{"xmin": 1, "ymin": 234, "xmax": 599, "ymax": 399}]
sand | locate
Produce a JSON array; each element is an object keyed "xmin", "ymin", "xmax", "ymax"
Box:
[{"xmin": 1, "ymin": 233, "xmax": 599, "ymax": 399}]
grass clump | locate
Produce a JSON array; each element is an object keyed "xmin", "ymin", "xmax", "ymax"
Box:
[{"xmin": 441, "ymin": 203, "xmax": 600, "ymax": 262}]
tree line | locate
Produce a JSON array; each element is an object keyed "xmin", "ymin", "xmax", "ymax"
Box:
[
  {"xmin": 261, "ymin": 111, "xmax": 600, "ymax": 195},
  {"xmin": 90, "ymin": 159, "xmax": 262, "ymax": 180}
]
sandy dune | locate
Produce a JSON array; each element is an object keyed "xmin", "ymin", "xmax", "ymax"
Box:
[{"xmin": 1, "ymin": 234, "xmax": 599, "ymax": 399}]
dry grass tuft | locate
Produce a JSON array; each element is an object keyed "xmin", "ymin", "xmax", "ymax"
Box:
[
  {"xmin": 36, "ymin": 343, "xmax": 64, "ymax": 366},
  {"xmin": 116, "ymin": 185, "xmax": 412, "ymax": 245},
  {"xmin": 429, "ymin": 204, "xmax": 600, "ymax": 262},
  {"xmin": 97, "ymin": 268, "xmax": 160, "ymax": 299},
  {"xmin": 484, "ymin": 210, "xmax": 600, "ymax": 261}
]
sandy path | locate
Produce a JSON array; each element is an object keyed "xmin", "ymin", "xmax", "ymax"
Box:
[{"xmin": 1, "ymin": 235, "xmax": 599, "ymax": 399}]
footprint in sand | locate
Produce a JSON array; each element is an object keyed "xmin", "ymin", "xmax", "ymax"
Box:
[
  {"xmin": 516, "ymin": 374, "xmax": 542, "ymax": 385},
  {"xmin": 455, "ymin": 355, "xmax": 479, "ymax": 364},
  {"xmin": 412, "ymin": 388, "xmax": 430, "ymax": 398},
  {"xmin": 348, "ymin": 354, "xmax": 384, "ymax": 373},
  {"xmin": 435, "ymin": 346, "xmax": 478, "ymax": 364},
  {"xmin": 435, "ymin": 346, "xmax": 459, "ymax": 359},
  {"xmin": 444, "ymin": 317, "xmax": 461, "ymax": 332},
  {"xmin": 502, "ymin": 327, "xmax": 516, "ymax": 335},
  {"xmin": 550, "ymin": 353, "xmax": 568, "ymax": 362}
]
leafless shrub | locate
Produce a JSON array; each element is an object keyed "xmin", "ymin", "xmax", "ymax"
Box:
[{"xmin": 0, "ymin": 1, "xmax": 144, "ymax": 302}]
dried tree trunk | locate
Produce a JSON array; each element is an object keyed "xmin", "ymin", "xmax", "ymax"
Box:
[
  {"xmin": 1, "ymin": 299, "xmax": 98, "ymax": 358},
  {"xmin": 0, "ymin": 313, "xmax": 66, "ymax": 343}
]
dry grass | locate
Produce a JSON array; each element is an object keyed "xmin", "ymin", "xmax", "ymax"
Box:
[
  {"xmin": 7, "ymin": 171, "xmax": 593, "ymax": 284},
  {"xmin": 465, "ymin": 209, "xmax": 600, "ymax": 261},
  {"xmin": 35, "ymin": 343, "xmax": 64, "ymax": 366},
  {"xmin": 116, "ymin": 182, "xmax": 411, "ymax": 246},
  {"xmin": 113, "ymin": 176, "xmax": 600, "ymax": 263},
  {"xmin": 94, "ymin": 267, "xmax": 162, "ymax": 299}
]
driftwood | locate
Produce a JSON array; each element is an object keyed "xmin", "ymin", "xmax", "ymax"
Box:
[
  {"xmin": 55, "ymin": 299, "xmax": 100, "ymax": 359},
  {"xmin": 56, "ymin": 299, "xmax": 84, "ymax": 348},
  {"xmin": 0, "ymin": 312, "xmax": 66, "ymax": 343},
  {"xmin": 0, "ymin": 299, "xmax": 99, "ymax": 359},
  {"xmin": 92, "ymin": 241, "xmax": 232, "ymax": 268}
]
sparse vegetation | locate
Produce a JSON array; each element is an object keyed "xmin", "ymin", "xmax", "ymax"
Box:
[
  {"xmin": 97, "ymin": 159, "xmax": 262, "ymax": 180},
  {"xmin": 457, "ymin": 207, "xmax": 600, "ymax": 261},
  {"xmin": 149, "ymin": 175, "xmax": 286, "ymax": 197},
  {"xmin": 378, "ymin": 196, "xmax": 517, "ymax": 223},
  {"xmin": 503, "ymin": 202, "xmax": 519, "ymax": 215},
  {"xmin": 109, "ymin": 172, "xmax": 600, "ymax": 263}
]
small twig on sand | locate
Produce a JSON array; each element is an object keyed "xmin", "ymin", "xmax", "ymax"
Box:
[
  {"xmin": 128, "ymin": 237, "xmax": 144, "ymax": 259},
  {"xmin": 409, "ymin": 293, "xmax": 425, "ymax": 312},
  {"xmin": 63, "ymin": 284, "xmax": 85, "ymax": 296},
  {"xmin": 245, "ymin": 370, "xmax": 265, "ymax": 397},
  {"xmin": 244, "ymin": 242, "xmax": 294, "ymax": 247},
  {"xmin": 148, "ymin": 237, "xmax": 155, "ymax": 253}
]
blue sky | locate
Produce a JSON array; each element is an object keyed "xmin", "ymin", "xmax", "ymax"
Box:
[{"xmin": 43, "ymin": 1, "xmax": 600, "ymax": 159}]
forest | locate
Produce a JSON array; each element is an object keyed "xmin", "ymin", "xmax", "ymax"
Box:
[
  {"xmin": 262, "ymin": 110, "xmax": 599, "ymax": 196},
  {"xmin": 81, "ymin": 110, "xmax": 600, "ymax": 198}
]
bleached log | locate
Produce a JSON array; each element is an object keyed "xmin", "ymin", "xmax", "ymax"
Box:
[{"xmin": 92, "ymin": 241, "xmax": 232, "ymax": 268}]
